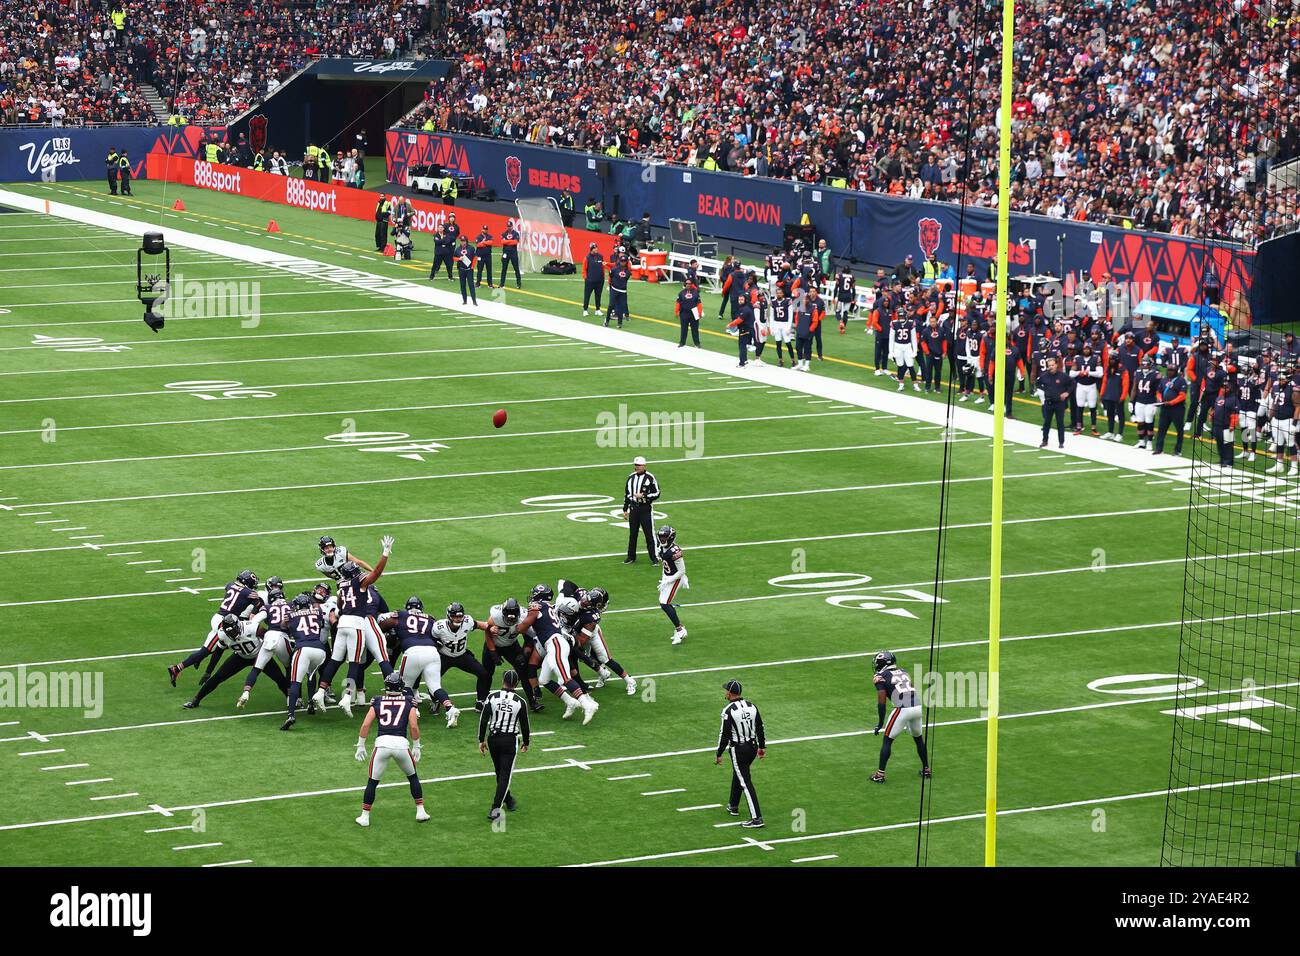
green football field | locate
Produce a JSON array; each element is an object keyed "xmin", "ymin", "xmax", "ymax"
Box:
[{"xmin": 0, "ymin": 177, "xmax": 1295, "ymax": 868}]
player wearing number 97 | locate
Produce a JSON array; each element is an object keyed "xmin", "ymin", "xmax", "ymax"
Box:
[
  {"xmin": 869, "ymin": 651, "xmax": 931, "ymax": 783},
  {"xmin": 318, "ymin": 536, "xmax": 396, "ymax": 717},
  {"xmin": 378, "ymin": 597, "xmax": 461, "ymax": 729},
  {"xmin": 355, "ymin": 672, "xmax": 429, "ymax": 827}
]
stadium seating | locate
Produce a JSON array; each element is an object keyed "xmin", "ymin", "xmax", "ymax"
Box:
[{"xmin": 412, "ymin": 0, "xmax": 1300, "ymax": 243}]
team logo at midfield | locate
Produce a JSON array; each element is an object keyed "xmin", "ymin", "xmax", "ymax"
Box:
[
  {"xmin": 918, "ymin": 217, "xmax": 943, "ymax": 259},
  {"xmin": 505, "ymin": 155, "xmax": 522, "ymax": 192}
]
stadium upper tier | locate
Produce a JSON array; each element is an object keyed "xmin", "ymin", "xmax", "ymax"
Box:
[{"xmin": 1, "ymin": 0, "xmax": 1296, "ymax": 242}]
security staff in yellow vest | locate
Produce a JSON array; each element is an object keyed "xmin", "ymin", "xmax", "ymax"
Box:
[
  {"xmin": 111, "ymin": 7, "xmax": 126, "ymax": 33},
  {"xmin": 440, "ymin": 175, "xmax": 457, "ymax": 205},
  {"xmin": 374, "ymin": 195, "xmax": 392, "ymax": 252},
  {"xmin": 559, "ymin": 190, "xmax": 575, "ymax": 227},
  {"xmin": 204, "ymin": 141, "xmax": 222, "ymax": 163},
  {"xmin": 828, "ymin": 176, "xmax": 848, "ymax": 189},
  {"xmin": 921, "ymin": 256, "xmax": 939, "ymax": 289},
  {"xmin": 421, "ymin": 117, "xmax": 435, "ymax": 132},
  {"xmin": 167, "ymin": 113, "xmax": 187, "ymax": 126},
  {"xmin": 252, "ymin": 150, "xmax": 264, "ymax": 172},
  {"xmin": 105, "ymin": 147, "xmax": 120, "ymax": 194},
  {"xmin": 701, "ymin": 155, "xmax": 720, "ymax": 171},
  {"xmin": 117, "ymin": 149, "xmax": 133, "ymax": 196},
  {"xmin": 604, "ymin": 144, "xmax": 620, "ymax": 158}
]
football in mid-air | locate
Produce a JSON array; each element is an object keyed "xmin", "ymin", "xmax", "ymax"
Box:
[{"xmin": 492, "ymin": 409, "xmax": 508, "ymax": 429}]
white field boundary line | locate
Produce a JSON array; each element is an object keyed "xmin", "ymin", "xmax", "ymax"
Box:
[
  {"xmin": 0, "ymin": 680, "xmax": 1288, "ymax": 832},
  {"xmin": 0, "ymin": 496, "xmax": 1256, "ymax": 609},
  {"xmin": 0, "ymin": 466, "xmax": 1112, "ymax": 556},
  {"xmin": 0, "ymin": 362, "xmax": 666, "ymax": 407},
  {"xmin": 568, "ymin": 772, "xmax": 1300, "ymax": 867},
  {"xmin": 9, "ymin": 436, "xmax": 982, "ymax": 510},
  {"xmin": 0, "ymin": 290, "xmax": 453, "ymax": 313},
  {"xmin": 0, "ymin": 384, "xmax": 764, "ymax": 438},
  {"xmin": 0, "ymin": 187, "xmax": 1284, "ymax": 513},
  {"xmin": 0, "ymin": 409, "xmax": 879, "ymax": 472}
]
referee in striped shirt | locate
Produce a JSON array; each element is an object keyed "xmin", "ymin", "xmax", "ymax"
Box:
[
  {"xmin": 622, "ymin": 455, "xmax": 660, "ymax": 564},
  {"xmin": 478, "ymin": 669, "xmax": 530, "ymax": 821},
  {"xmin": 716, "ymin": 679, "xmax": 765, "ymax": 828}
]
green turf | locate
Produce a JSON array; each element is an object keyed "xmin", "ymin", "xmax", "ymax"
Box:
[{"xmin": 0, "ymin": 179, "xmax": 1294, "ymax": 868}]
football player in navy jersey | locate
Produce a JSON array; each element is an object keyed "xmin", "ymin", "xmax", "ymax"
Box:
[
  {"xmin": 1130, "ymin": 356, "xmax": 1161, "ymax": 449},
  {"xmin": 1263, "ymin": 369, "xmax": 1300, "ymax": 476},
  {"xmin": 379, "ymin": 597, "xmax": 461, "ymax": 728},
  {"xmin": 318, "ymin": 536, "xmax": 396, "ymax": 717},
  {"xmin": 515, "ymin": 593, "xmax": 599, "ymax": 723},
  {"xmin": 1209, "ymin": 376, "xmax": 1240, "ymax": 468},
  {"xmin": 355, "ymin": 672, "xmax": 429, "ymax": 827},
  {"xmin": 178, "ymin": 614, "xmax": 290, "ymax": 709},
  {"xmin": 573, "ymin": 587, "xmax": 636, "ymax": 695},
  {"xmin": 656, "ymin": 526, "xmax": 689, "ymax": 644},
  {"xmin": 282, "ymin": 593, "xmax": 333, "ymax": 730},
  {"xmin": 237, "ymin": 579, "xmax": 295, "ymax": 708},
  {"xmin": 168, "ymin": 571, "xmax": 264, "ymax": 687},
  {"xmin": 869, "ymin": 651, "xmax": 930, "ymax": 784},
  {"xmin": 1237, "ymin": 366, "xmax": 1267, "ymax": 462}
]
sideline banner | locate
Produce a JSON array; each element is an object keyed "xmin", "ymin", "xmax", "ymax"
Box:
[{"xmin": 146, "ymin": 154, "xmax": 616, "ymax": 263}]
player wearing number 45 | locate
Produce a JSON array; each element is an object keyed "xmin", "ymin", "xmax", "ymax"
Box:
[
  {"xmin": 869, "ymin": 651, "xmax": 931, "ymax": 783},
  {"xmin": 355, "ymin": 672, "xmax": 430, "ymax": 827}
]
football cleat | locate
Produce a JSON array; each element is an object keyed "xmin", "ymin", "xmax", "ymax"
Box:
[
  {"xmin": 528, "ymin": 697, "xmax": 544, "ymax": 713},
  {"xmin": 921, "ymin": 767, "xmax": 932, "ymax": 778},
  {"xmin": 671, "ymin": 626, "xmax": 687, "ymax": 645},
  {"xmin": 504, "ymin": 794, "xmax": 517, "ymax": 812},
  {"xmin": 354, "ymin": 690, "xmax": 367, "ymax": 707},
  {"xmin": 280, "ymin": 715, "xmax": 296, "ymax": 731},
  {"xmin": 416, "ymin": 806, "xmax": 430, "ymax": 822},
  {"xmin": 167, "ymin": 664, "xmax": 181, "ymax": 687},
  {"xmin": 182, "ymin": 698, "xmax": 199, "ymax": 709},
  {"xmin": 626, "ymin": 676, "xmax": 637, "ymax": 696},
  {"xmin": 740, "ymin": 818, "xmax": 765, "ymax": 828},
  {"xmin": 595, "ymin": 666, "xmax": 610, "ymax": 689},
  {"xmin": 488, "ymin": 808, "xmax": 503, "ymax": 821},
  {"xmin": 445, "ymin": 705, "xmax": 460, "ymax": 728},
  {"xmin": 870, "ymin": 770, "xmax": 886, "ymax": 783},
  {"xmin": 725, "ymin": 805, "xmax": 740, "ymax": 816},
  {"xmin": 236, "ymin": 690, "xmax": 249, "ymax": 709},
  {"xmin": 311, "ymin": 687, "xmax": 327, "ymax": 712},
  {"xmin": 355, "ymin": 813, "xmax": 370, "ymax": 828},
  {"xmin": 581, "ymin": 696, "xmax": 599, "ymax": 725},
  {"xmin": 338, "ymin": 693, "xmax": 353, "ymax": 718},
  {"xmin": 562, "ymin": 698, "xmax": 579, "ymax": 720}
]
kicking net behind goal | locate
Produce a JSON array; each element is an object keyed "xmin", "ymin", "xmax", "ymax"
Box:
[{"xmin": 514, "ymin": 197, "xmax": 573, "ymax": 272}]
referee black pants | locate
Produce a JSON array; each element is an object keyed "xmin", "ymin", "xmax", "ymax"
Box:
[
  {"xmin": 626, "ymin": 504, "xmax": 656, "ymax": 562},
  {"xmin": 488, "ymin": 733, "xmax": 517, "ymax": 810},
  {"xmin": 727, "ymin": 742, "xmax": 761, "ymax": 819},
  {"xmin": 478, "ymin": 640, "xmax": 530, "ymax": 704}
]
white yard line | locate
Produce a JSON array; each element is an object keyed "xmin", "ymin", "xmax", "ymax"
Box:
[
  {"xmin": 641, "ymin": 789, "xmax": 687, "ymax": 797},
  {"xmin": 569, "ymin": 772, "xmax": 1300, "ymax": 867}
]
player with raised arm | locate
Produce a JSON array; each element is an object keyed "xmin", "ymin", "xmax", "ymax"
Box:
[
  {"xmin": 656, "ymin": 526, "xmax": 689, "ymax": 645},
  {"xmin": 354, "ymin": 672, "xmax": 430, "ymax": 827},
  {"xmin": 317, "ymin": 536, "xmax": 395, "ymax": 717},
  {"xmin": 378, "ymin": 596, "xmax": 461, "ymax": 729},
  {"xmin": 869, "ymin": 651, "xmax": 931, "ymax": 783}
]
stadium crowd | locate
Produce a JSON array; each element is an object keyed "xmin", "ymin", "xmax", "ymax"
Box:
[
  {"xmin": 414, "ymin": 0, "xmax": 1300, "ymax": 242},
  {"xmin": 0, "ymin": 0, "xmax": 428, "ymax": 127}
]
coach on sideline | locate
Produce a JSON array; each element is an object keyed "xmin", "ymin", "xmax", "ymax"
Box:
[{"xmin": 622, "ymin": 455, "xmax": 659, "ymax": 564}]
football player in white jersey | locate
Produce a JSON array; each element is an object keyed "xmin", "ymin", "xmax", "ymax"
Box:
[
  {"xmin": 482, "ymin": 597, "xmax": 543, "ymax": 712},
  {"xmin": 315, "ymin": 535, "xmax": 374, "ymax": 581},
  {"xmin": 655, "ymin": 526, "xmax": 689, "ymax": 645},
  {"xmin": 181, "ymin": 614, "xmax": 289, "ymax": 709},
  {"xmin": 431, "ymin": 601, "xmax": 491, "ymax": 726}
]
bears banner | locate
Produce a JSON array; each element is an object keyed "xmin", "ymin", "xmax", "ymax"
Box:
[
  {"xmin": 145, "ymin": 153, "xmax": 615, "ymax": 263},
  {"xmin": 387, "ymin": 129, "xmax": 1260, "ymax": 318}
]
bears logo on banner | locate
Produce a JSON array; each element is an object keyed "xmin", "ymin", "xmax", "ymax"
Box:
[
  {"xmin": 918, "ymin": 217, "xmax": 942, "ymax": 259},
  {"xmin": 505, "ymin": 156, "xmax": 522, "ymax": 192},
  {"xmin": 248, "ymin": 114, "xmax": 268, "ymax": 154}
]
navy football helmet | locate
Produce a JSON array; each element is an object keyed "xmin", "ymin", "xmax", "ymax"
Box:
[
  {"xmin": 235, "ymin": 569, "xmax": 257, "ymax": 589},
  {"xmin": 873, "ymin": 651, "xmax": 896, "ymax": 673},
  {"xmin": 405, "ymin": 596, "xmax": 424, "ymax": 612},
  {"xmin": 530, "ymin": 584, "xmax": 553, "ymax": 604}
]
